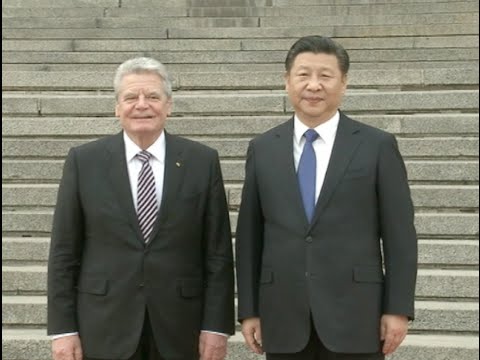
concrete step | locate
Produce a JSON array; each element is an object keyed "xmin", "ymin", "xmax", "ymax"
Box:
[
  {"xmin": 2, "ymin": 16, "xmax": 262, "ymax": 29},
  {"xmin": 3, "ymin": 237, "xmax": 478, "ymax": 267},
  {"xmin": 3, "ymin": 35, "xmax": 478, "ymax": 52},
  {"xmin": 274, "ymin": 0, "xmax": 479, "ymax": 5},
  {"xmin": 1, "ymin": 0, "xmax": 475, "ymax": 6},
  {"xmin": 2, "ymin": 211, "xmax": 478, "ymax": 238},
  {"xmin": 240, "ymin": 36, "xmax": 480, "ymax": 51},
  {"xmin": 3, "ymin": 158, "xmax": 478, "ymax": 183},
  {"xmin": 4, "ymin": 3, "xmax": 478, "ymax": 18},
  {"xmin": 1, "ymin": 24, "xmax": 478, "ymax": 40},
  {"xmin": 3, "ymin": 60, "xmax": 480, "ymax": 72},
  {"xmin": 3, "ymin": 182, "xmax": 479, "ymax": 208},
  {"xmin": 1, "ymin": 329, "xmax": 478, "ymax": 360},
  {"xmin": 1, "ymin": 0, "xmax": 118, "ymax": 7},
  {"xmin": 2, "ymin": 295, "xmax": 479, "ymax": 332},
  {"xmin": 4, "ymin": 48, "xmax": 478, "ymax": 65},
  {"xmin": 3, "ymin": 90, "xmax": 479, "ymax": 116},
  {"xmin": 168, "ymin": 24, "xmax": 480, "ymax": 39},
  {"xmin": 3, "ymin": 12, "xmax": 478, "ymax": 29},
  {"xmin": 2, "ymin": 7, "xmax": 188, "ymax": 18},
  {"xmin": 4, "ymin": 68, "xmax": 478, "ymax": 91},
  {"xmin": 259, "ymin": 13, "xmax": 479, "ymax": 27},
  {"xmin": 3, "ymin": 137, "xmax": 478, "ymax": 161},
  {"xmin": 2, "ymin": 114, "xmax": 478, "ymax": 137},
  {"xmin": 3, "ymin": 265, "xmax": 478, "ymax": 298}
]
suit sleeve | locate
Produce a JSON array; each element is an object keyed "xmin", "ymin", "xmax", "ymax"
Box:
[
  {"xmin": 235, "ymin": 142, "xmax": 264, "ymax": 321},
  {"xmin": 377, "ymin": 134, "xmax": 418, "ymax": 320},
  {"xmin": 47, "ymin": 148, "xmax": 84, "ymax": 334},
  {"xmin": 201, "ymin": 150, "xmax": 235, "ymax": 335}
]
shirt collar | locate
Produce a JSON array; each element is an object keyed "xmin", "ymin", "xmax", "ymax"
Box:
[
  {"xmin": 124, "ymin": 131, "xmax": 166, "ymax": 164},
  {"xmin": 294, "ymin": 111, "xmax": 340, "ymax": 146}
]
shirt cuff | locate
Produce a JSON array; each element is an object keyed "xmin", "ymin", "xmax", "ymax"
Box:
[
  {"xmin": 51, "ymin": 332, "xmax": 79, "ymax": 340},
  {"xmin": 201, "ymin": 330, "xmax": 229, "ymax": 338}
]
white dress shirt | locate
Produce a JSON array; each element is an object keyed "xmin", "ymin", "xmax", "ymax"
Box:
[
  {"xmin": 124, "ymin": 131, "xmax": 165, "ymax": 211},
  {"xmin": 293, "ymin": 111, "xmax": 340, "ymax": 204}
]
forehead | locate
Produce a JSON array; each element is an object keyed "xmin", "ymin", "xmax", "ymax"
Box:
[
  {"xmin": 119, "ymin": 72, "xmax": 164, "ymax": 92},
  {"xmin": 291, "ymin": 52, "xmax": 341, "ymax": 71}
]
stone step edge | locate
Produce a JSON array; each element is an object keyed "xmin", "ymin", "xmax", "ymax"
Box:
[
  {"xmin": 2, "ymin": 295, "xmax": 479, "ymax": 311},
  {"xmin": 1, "ymin": 329, "xmax": 479, "ymax": 348},
  {"xmin": 3, "ymin": 266, "xmax": 478, "ymax": 278}
]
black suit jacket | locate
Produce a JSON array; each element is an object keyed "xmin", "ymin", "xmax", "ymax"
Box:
[
  {"xmin": 236, "ymin": 113, "xmax": 417, "ymax": 354},
  {"xmin": 47, "ymin": 131, "xmax": 235, "ymax": 360}
]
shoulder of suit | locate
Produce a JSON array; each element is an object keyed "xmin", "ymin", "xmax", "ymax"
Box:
[{"xmin": 249, "ymin": 118, "xmax": 291, "ymax": 146}]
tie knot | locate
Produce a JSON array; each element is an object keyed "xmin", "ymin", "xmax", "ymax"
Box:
[
  {"xmin": 304, "ymin": 129, "xmax": 319, "ymax": 143},
  {"xmin": 136, "ymin": 150, "xmax": 152, "ymax": 163}
]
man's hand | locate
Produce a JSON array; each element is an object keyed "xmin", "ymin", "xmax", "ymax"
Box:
[
  {"xmin": 199, "ymin": 332, "xmax": 228, "ymax": 360},
  {"xmin": 380, "ymin": 314, "xmax": 409, "ymax": 355},
  {"xmin": 52, "ymin": 335, "xmax": 83, "ymax": 360},
  {"xmin": 241, "ymin": 317, "xmax": 264, "ymax": 355}
]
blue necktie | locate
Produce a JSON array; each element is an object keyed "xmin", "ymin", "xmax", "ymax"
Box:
[{"xmin": 298, "ymin": 129, "xmax": 319, "ymax": 223}]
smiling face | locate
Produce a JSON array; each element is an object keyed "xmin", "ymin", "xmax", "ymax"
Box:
[
  {"xmin": 285, "ymin": 52, "xmax": 347, "ymax": 127},
  {"xmin": 115, "ymin": 71, "xmax": 172, "ymax": 147}
]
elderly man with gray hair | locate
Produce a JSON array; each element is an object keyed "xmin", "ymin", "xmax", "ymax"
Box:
[{"xmin": 47, "ymin": 57, "xmax": 235, "ymax": 360}]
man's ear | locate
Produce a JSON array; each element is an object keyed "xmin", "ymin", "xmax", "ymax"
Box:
[
  {"xmin": 341, "ymin": 74, "xmax": 348, "ymax": 94},
  {"xmin": 284, "ymin": 72, "xmax": 290, "ymax": 91}
]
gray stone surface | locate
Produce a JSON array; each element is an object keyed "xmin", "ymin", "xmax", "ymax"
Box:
[
  {"xmin": 5, "ymin": 61, "xmax": 478, "ymax": 72},
  {"xmin": 3, "ymin": 68, "xmax": 479, "ymax": 90},
  {"xmin": 4, "ymin": 237, "xmax": 479, "ymax": 266},
  {"xmin": 2, "ymin": 90, "xmax": 478, "ymax": 116},
  {"xmin": 168, "ymin": 24, "xmax": 480, "ymax": 39},
  {"xmin": 2, "ymin": 296, "xmax": 478, "ymax": 332},
  {"xmin": 242, "ymin": 36, "xmax": 479, "ymax": 51},
  {"xmin": 3, "ymin": 137, "xmax": 478, "ymax": 160},
  {"xmin": 4, "ymin": 48, "xmax": 478, "ymax": 64},
  {"xmin": 2, "ymin": 238, "xmax": 50, "ymax": 263},
  {"xmin": 3, "ymin": 266, "xmax": 477, "ymax": 298},
  {"xmin": 6, "ymin": 24, "xmax": 475, "ymax": 41},
  {"xmin": 1, "ymin": 0, "xmax": 118, "ymax": 7},
  {"xmin": 3, "ymin": 211, "xmax": 478, "ymax": 237},
  {"xmin": 3, "ymin": 159, "xmax": 478, "ymax": 182},
  {"xmin": 2, "ymin": 114, "xmax": 478, "ymax": 137},
  {"xmin": 2, "ymin": 330, "xmax": 477, "ymax": 360}
]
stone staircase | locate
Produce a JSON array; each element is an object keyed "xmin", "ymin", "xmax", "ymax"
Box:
[{"xmin": 2, "ymin": 0, "xmax": 479, "ymax": 359}]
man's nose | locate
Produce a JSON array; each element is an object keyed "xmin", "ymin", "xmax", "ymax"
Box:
[
  {"xmin": 135, "ymin": 94, "xmax": 148, "ymax": 108},
  {"xmin": 306, "ymin": 76, "xmax": 322, "ymax": 91}
]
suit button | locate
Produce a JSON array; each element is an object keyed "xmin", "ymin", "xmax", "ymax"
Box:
[
  {"xmin": 305, "ymin": 236, "xmax": 313, "ymax": 243},
  {"xmin": 139, "ymin": 283, "xmax": 144, "ymax": 288}
]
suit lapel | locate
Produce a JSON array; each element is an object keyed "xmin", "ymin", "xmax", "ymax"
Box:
[
  {"xmin": 275, "ymin": 119, "xmax": 310, "ymax": 230},
  {"xmin": 151, "ymin": 132, "xmax": 185, "ymax": 237},
  {"xmin": 105, "ymin": 132, "xmax": 144, "ymax": 244},
  {"xmin": 310, "ymin": 114, "xmax": 363, "ymax": 229}
]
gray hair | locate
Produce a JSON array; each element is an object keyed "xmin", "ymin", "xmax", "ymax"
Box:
[{"xmin": 113, "ymin": 57, "xmax": 173, "ymax": 99}]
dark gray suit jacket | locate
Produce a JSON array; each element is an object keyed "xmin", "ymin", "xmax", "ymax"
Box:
[
  {"xmin": 47, "ymin": 131, "xmax": 235, "ymax": 360},
  {"xmin": 236, "ymin": 113, "xmax": 417, "ymax": 354}
]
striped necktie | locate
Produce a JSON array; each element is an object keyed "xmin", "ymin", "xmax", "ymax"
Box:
[{"xmin": 136, "ymin": 151, "xmax": 158, "ymax": 242}]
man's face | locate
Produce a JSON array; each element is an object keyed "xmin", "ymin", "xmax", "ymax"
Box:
[
  {"xmin": 285, "ymin": 52, "xmax": 347, "ymax": 125},
  {"xmin": 115, "ymin": 72, "xmax": 172, "ymax": 138}
]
